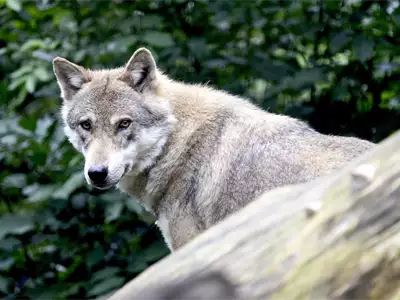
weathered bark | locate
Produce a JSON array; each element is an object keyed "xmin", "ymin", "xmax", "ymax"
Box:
[{"xmin": 108, "ymin": 130, "xmax": 400, "ymax": 300}]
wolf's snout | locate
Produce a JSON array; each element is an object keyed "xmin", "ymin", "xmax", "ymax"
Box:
[{"xmin": 88, "ymin": 166, "xmax": 108, "ymax": 184}]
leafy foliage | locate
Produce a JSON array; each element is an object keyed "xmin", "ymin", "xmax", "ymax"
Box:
[{"xmin": 0, "ymin": 0, "xmax": 399, "ymax": 298}]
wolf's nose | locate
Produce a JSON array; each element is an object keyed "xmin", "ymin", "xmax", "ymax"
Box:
[{"xmin": 88, "ymin": 166, "xmax": 108, "ymax": 183}]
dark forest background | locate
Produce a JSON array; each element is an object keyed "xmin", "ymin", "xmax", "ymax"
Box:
[{"xmin": 0, "ymin": 0, "xmax": 399, "ymax": 299}]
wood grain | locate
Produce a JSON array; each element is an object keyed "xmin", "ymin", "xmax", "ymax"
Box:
[{"xmin": 107, "ymin": 130, "xmax": 400, "ymax": 300}]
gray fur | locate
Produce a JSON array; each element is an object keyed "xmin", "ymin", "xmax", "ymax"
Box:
[{"xmin": 53, "ymin": 47, "xmax": 375, "ymax": 251}]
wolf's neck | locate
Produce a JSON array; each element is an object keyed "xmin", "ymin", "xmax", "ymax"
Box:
[
  {"xmin": 123, "ymin": 74, "xmax": 215, "ymax": 214},
  {"xmin": 155, "ymin": 72, "xmax": 231, "ymax": 122},
  {"xmin": 132, "ymin": 72, "xmax": 258, "ymax": 215}
]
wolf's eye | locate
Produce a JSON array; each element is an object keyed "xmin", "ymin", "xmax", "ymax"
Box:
[
  {"xmin": 118, "ymin": 119, "xmax": 132, "ymax": 130},
  {"xmin": 80, "ymin": 121, "xmax": 92, "ymax": 131}
]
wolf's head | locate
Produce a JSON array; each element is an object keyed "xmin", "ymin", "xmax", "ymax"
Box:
[{"xmin": 53, "ymin": 48, "xmax": 176, "ymax": 190}]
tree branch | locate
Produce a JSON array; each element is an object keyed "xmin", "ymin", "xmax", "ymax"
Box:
[{"xmin": 107, "ymin": 129, "xmax": 400, "ymax": 300}]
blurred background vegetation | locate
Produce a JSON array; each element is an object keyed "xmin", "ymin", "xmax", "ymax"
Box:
[{"xmin": 0, "ymin": 0, "xmax": 399, "ymax": 299}]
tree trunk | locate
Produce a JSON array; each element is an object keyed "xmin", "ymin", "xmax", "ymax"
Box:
[{"xmin": 107, "ymin": 130, "xmax": 400, "ymax": 300}]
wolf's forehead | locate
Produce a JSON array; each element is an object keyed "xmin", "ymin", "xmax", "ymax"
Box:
[
  {"xmin": 67, "ymin": 82, "xmax": 136, "ymax": 120},
  {"xmin": 84, "ymin": 76, "xmax": 133, "ymax": 100},
  {"xmin": 79, "ymin": 77, "xmax": 136, "ymax": 106}
]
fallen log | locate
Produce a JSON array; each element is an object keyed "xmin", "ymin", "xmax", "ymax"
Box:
[{"xmin": 108, "ymin": 129, "xmax": 400, "ymax": 300}]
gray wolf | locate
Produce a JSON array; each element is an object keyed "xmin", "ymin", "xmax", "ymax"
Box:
[{"xmin": 53, "ymin": 47, "xmax": 375, "ymax": 251}]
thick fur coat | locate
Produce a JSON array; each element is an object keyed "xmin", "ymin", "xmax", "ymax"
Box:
[{"xmin": 53, "ymin": 48, "xmax": 375, "ymax": 250}]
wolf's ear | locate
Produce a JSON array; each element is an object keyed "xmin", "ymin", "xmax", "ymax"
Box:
[
  {"xmin": 52, "ymin": 57, "xmax": 91, "ymax": 100},
  {"xmin": 119, "ymin": 48, "xmax": 157, "ymax": 92}
]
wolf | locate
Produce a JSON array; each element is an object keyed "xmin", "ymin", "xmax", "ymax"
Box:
[{"xmin": 53, "ymin": 47, "xmax": 375, "ymax": 251}]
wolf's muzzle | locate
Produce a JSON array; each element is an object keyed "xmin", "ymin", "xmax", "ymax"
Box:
[{"xmin": 88, "ymin": 165, "xmax": 108, "ymax": 186}]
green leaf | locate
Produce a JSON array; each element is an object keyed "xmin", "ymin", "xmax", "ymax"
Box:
[
  {"xmin": 22, "ymin": 183, "xmax": 40, "ymax": 196},
  {"xmin": 287, "ymin": 68, "xmax": 326, "ymax": 90},
  {"xmin": 87, "ymin": 247, "xmax": 106, "ymax": 269},
  {"xmin": 19, "ymin": 117, "xmax": 37, "ymax": 132},
  {"xmin": 87, "ymin": 276, "xmax": 125, "ymax": 297},
  {"xmin": 0, "ymin": 258, "xmax": 14, "ymax": 271},
  {"xmin": 34, "ymin": 67, "xmax": 51, "ymax": 81},
  {"xmin": 26, "ymin": 283, "xmax": 81, "ymax": 299},
  {"xmin": 8, "ymin": 76, "xmax": 26, "ymax": 91},
  {"xmin": 393, "ymin": 13, "xmax": 400, "ymax": 27},
  {"xmin": 26, "ymin": 184, "xmax": 59, "ymax": 203},
  {"xmin": 0, "ymin": 214, "xmax": 34, "ymax": 239},
  {"xmin": 127, "ymin": 260, "xmax": 148, "ymax": 274},
  {"xmin": 205, "ymin": 59, "xmax": 227, "ymax": 69},
  {"xmin": 25, "ymin": 76, "xmax": 37, "ymax": 93},
  {"xmin": 0, "ymin": 275, "xmax": 9, "ymax": 293},
  {"xmin": 0, "ymin": 134, "xmax": 17, "ymax": 147},
  {"xmin": 20, "ymin": 39, "xmax": 46, "ymax": 52},
  {"xmin": 90, "ymin": 267, "xmax": 120, "ymax": 284},
  {"xmin": 9, "ymin": 88, "xmax": 28, "ymax": 109},
  {"xmin": 387, "ymin": 97, "xmax": 400, "ymax": 110},
  {"xmin": 6, "ymin": 0, "xmax": 21, "ymax": 12},
  {"xmin": 10, "ymin": 65, "xmax": 32, "ymax": 79},
  {"xmin": 99, "ymin": 191, "xmax": 125, "ymax": 203},
  {"xmin": 112, "ymin": 36, "xmax": 138, "ymax": 52},
  {"xmin": 140, "ymin": 15, "xmax": 163, "ymax": 29},
  {"xmin": 36, "ymin": 116, "xmax": 55, "ymax": 139},
  {"xmin": 0, "ymin": 237, "xmax": 21, "ymax": 251},
  {"xmin": 325, "ymin": 0, "xmax": 341, "ymax": 10},
  {"xmin": 52, "ymin": 172, "xmax": 85, "ymax": 199},
  {"xmin": 105, "ymin": 201, "xmax": 123, "ymax": 222},
  {"xmin": 329, "ymin": 32, "xmax": 350, "ymax": 53},
  {"xmin": 188, "ymin": 38, "xmax": 209, "ymax": 59},
  {"xmin": 0, "ymin": 118, "xmax": 16, "ymax": 135},
  {"xmin": 352, "ymin": 35, "xmax": 375, "ymax": 62},
  {"xmin": 63, "ymin": 284, "xmax": 81, "ymax": 298},
  {"xmin": 332, "ymin": 80, "xmax": 349, "ymax": 101},
  {"xmin": 71, "ymin": 193, "xmax": 86, "ymax": 210},
  {"xmin": 143, "ymin": 31, "xmax": 174, "ymax": 47},
  {"xmin": 139, "ymin": 240, "xmax": 169, "ymax": 263},
  {"xmin": 1, "ymin": 173, "xmax": 27, "ymax": 189},
  {"xmin": 125, "ymin": 197, "xmax": 145, "ymax": 215},
  {"xmin": 295, "ymin": 54, "xmax": 307, "ymax": 68},
  {"xmin": 0, "ymin": 80, "xmax": 8, "ymax": 105}
]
